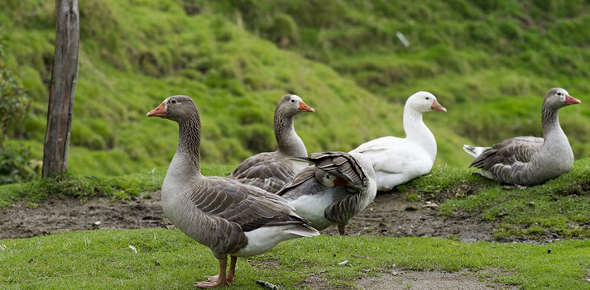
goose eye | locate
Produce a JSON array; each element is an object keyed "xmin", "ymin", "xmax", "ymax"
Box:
[
  {"xmin": 291, "ymin": 99, "xmax": 296, "ymax": 103},
  {"xmin": 171, "ymin": 99, "xmax": 177, "ymax": 104},
  {"xmin": 426, "ymin": 97, "xmax": 430, "ymax": 100}
]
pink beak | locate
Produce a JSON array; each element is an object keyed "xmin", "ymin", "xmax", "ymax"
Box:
[
  {"xmin": 565, "ymin": 95, "xmax": 581, "ymax": 105},
  {"xmin": 431, "ymin": 100, "xmax": 447, "ymax": 112}
]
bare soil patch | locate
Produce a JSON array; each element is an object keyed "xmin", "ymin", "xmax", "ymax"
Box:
[
  {"xmin": 355, "ymin": 269, "xmax": 517, "ymax": 290},
  {"xmin": 323, "ymin": 191, "xmax": 496, "ymax": 242},
  {"xmin": 0, "ymin": 191, "xmax": 171, "ymax": 239},
  {"xmin": 0, "ymin": 191, "xmax": 496, "ymax": 241}
]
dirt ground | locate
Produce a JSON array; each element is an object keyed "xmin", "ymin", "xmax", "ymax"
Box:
[
  {"xmin": 0, "ymin": 190, "xmax": 498, "ymax": 241},
  {"xmin": 0, "ymin": 190, "xmax": 534, "ymax": 289},
  {"xmin": 355, "ymin": 269, "xmax": 518, "ymax": 290}
]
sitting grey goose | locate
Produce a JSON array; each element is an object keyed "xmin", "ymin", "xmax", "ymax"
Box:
[
  {"xmin": 229, "ymin": 94, "xmax": 314, "ymax": 193},
  {"xmin": 463, "ymin": 88, "xmax": 580, "ymax": 186},
  {"xmin": 147, "ymin": 95, "xmax": 319, "ymax": 288},
  {"xmin": 276, "ymin": 151, "xmax": 377, "ymax": 235}
]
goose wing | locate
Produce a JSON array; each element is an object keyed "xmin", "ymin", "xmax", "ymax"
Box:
[
  {"xmin": 470, "ymin": 136, "xmax": 543, "ymax": 174},
  {"xmin": 309, "ymin": 152, "xmax": 369, "ymax": 190},
  {"xmin": 229, "ymin": 152, "xmax": 297, "ymax": 193}
]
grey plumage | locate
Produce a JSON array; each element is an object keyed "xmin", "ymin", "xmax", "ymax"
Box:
[
  {"xmin": 277, "ymin": 152, "xmax": 377, "ymax": 234},
  {"xmin": 147, "ymin": 95, "xmax": 318, "ymax": 288},
  {"xmin": 464, "ymin": 88, "xmax": 580, "ymax": 186},
  {"xmin": 230, "ymin": 94, "xmax": 314, "ymax": 193}
]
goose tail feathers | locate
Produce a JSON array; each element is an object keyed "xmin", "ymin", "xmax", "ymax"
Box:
[{"xmin": 463, "ymin": 144, "xmax": 487, "ymax": 158}]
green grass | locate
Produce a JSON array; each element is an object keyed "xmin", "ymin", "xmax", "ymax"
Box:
[
  {"xmin": 0, "ymin": 229, "xmax": 589, "ymax": 289},
  {"xmin": 207, "ymin": 0, "xmax": 590, "ymax": 161},
  {"xmin": 4, "ymin": 0, "xmax": 590, "ymax": 177},
  {"xmin": 0, "ymin": 0, "xmax": 408, "ymax": 176}
]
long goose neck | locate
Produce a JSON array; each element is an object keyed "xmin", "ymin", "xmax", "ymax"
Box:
[
  {"xmin": 175, "ymin": 111, "xmax": 202, "ymax": 176},
  {"xmin": 274, "ymin": 108, "xmax": 307, "ymax": 157},
  {"xmin": 541, "ymin": 106, "xmax": 565, "ymax": 144},
  {"xmin": 403, "ymin": 106, "xmax": 437, "ymax": 161}
]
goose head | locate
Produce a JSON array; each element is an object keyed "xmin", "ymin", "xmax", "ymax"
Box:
[
  {"xmin": 406, "ymin": 91, "xmax": 446, "ymax": 113},
  {"xmin": 146, "ymin": 95, "xmax": 198, "ymax": 122},
  {"xmin": 277, "ymin": 94, "xmax": 315, "ymax": 117},
  {"xmin": 543, "ymin": 88, "xmax": 581, "ymax": 111},
  {"xmin": 314, "ymin": 170, "xmax": 350, "ymax": 187}
]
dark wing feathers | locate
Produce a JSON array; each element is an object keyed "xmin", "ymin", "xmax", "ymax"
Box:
[
  {"xmin": 229, "ymin": 153, "xmax": 296, "ymax": 193},
  {"xmin": 470, "ymin": 137, "xmax": 543, "ymax": 170},
  {"xmin": 311, "ymin": 152, "xmax": 369, "ymax": 190},
  {"xmin": 279, "ymin": 152, "xmax": 369, "ymax": 197},
  {"xmin": 191, "ymin": 178, "xmax": 308, "ymax": 233},
  {"xmin": 276, "ymin": 166, "xmax": 315, "ymax": 196},
  {"xmin": 324, "ymin": 194, "xmax": 360, "ymax": 224}
]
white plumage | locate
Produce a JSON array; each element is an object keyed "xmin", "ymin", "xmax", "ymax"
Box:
[{"xmin": 350, "ymin": 91, "xmax": 446, "ymax": 191}]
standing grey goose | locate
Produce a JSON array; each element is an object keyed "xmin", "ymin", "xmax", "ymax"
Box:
[
  {"xmin": 229, "ymin": 94, "xmax": 314, "ymax": 193},
  {"xmin": 463, "ymin": 88, "xmax": 581, "ymax": 186},
  {"xmin": 147, "ymin": 95, "xmax": 319, "ymax": 288},
  {"xmin": 276, "ymin": 152, "xmax": 377, "ymax": 235}
]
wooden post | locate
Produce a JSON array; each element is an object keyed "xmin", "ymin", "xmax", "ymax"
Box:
[{"xmin": 42, "ymin": 0, "xmax": 79, "ymax": 178}]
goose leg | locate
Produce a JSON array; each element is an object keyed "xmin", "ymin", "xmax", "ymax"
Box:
[
  {"xmin": 337, "ymin": 224, "xmax": 346, "ymax": 236},
  {"xmin": 195, "ymin": 258, "xmax": 228, "ymax": 288},
  {"xmin": 205, "ymin": 256, "xmax": 236, "ymax": 283},
  {"xmin": 227, "ymin": 256, "xmax": 237, "ymax": 282}
]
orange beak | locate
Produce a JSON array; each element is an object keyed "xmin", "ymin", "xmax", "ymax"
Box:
[
  {"xmin": 147, "ymin": 101, "xmax": 167, "ymax": 117},
  {"xmin": 298, "ymin": 101, "xmax": 315, "ymax": 112},
  {"xmin": 565, "ymin": 95, "xmax": 581, "ymax": 105},
  {"xmin": 431, "ymin": 100, "xmax": 447, "ymax": 112}
]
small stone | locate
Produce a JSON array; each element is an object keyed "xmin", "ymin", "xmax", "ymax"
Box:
[
  {"xmin": 92, "ymin": 221, "xmax": 101, "ymax": 227},
  {"xmin": 256, "ymin": 280, "xmax": 278, "ymax": 290},
  {"xmin": 338, "ymin": 260, "xmax": 349, "ymax": 266}
]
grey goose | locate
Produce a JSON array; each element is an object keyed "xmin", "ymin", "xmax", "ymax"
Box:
[
  {"xmin": 229, "ymin": 94, "xmax": 314, "ymax": 193},
  {"xmin": 276, "ymin": 151, "xmax": 377, "ymax": 235},
  {"xmin": 147, "ymin": 95, "xmax": 319, "ymax": 288},
  {"xmin": 463, "ymin": 88, "xmax": 581, "ymax": 186}
]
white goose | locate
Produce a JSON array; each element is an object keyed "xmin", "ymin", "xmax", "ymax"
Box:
[
  {"xmin": 350, "ymin": 91, "xmax": 446, "ymax": 192},
  {"xmin": 276, "ymin": 152, "xmax": 377, "ymax": 235},
  {"xmin": 464, "ymin": 88, "xmax": 580, "ymax": 185},
  {"xmin": 147, "ymin": 95, "xmax": 319, "ymax": 288},
  {"xmin": 229, "ymin": 94, "xmax": 314, "ymax": 193}
]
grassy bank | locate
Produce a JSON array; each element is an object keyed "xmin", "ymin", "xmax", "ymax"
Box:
[
  {"xmin": 0, "ymin": 229, "xmax": 589, "ymax": 289},
  {"xmin": 3, "ymin": 0, "xmax": 590, "ymax": 177}
]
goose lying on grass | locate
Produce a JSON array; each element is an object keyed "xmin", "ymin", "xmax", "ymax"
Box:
[
  {"xmin": 147, "ymin": 95, "xmax": 319, "ymax": 288},
  {"xmin": 276, "ymin": 152, "xmax": 377, "ymax": 235},
  {"xmin": 463, "ymin": 88, "xmax": 580, "ymax": 186},
  {"xmin": 229, "ymin": 94, "xmax": 314, "ymax": 193},
  {"xmin": 350, "ymin": 91, "xmax": 446, "ymax": 192}
]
